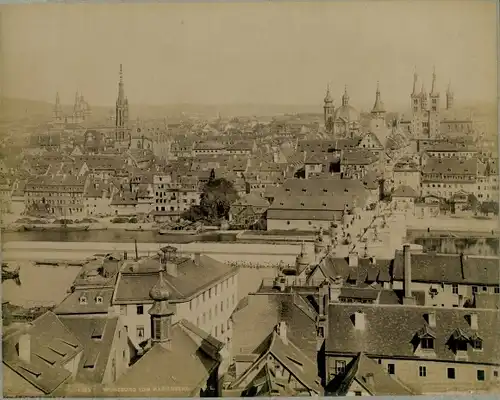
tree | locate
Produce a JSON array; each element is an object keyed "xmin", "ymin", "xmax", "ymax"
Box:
[
  {"xmin": 200, "ymin": 177, "xmax": 239, "ymax": 222},
  {"xmin": 183, "ymin": 174, "xmax": 239, "ymax": 223},
  {"xmin": 467, "ymin": 194, "xmax": 479, "ymax": 212},
  {"xmin": 479, "ymin": 201, "xmax": 499, "ymax": 216}
]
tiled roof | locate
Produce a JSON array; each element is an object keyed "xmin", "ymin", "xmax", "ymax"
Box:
[
  {"xmin": 392, "ymin": 185, "xmax": 418, "ymax": 198},
  {"xmin": 58, "ymin": 315, "xmax": 119, "ymax": 384},
  {"xmin": 267, "ymin": 195, "xmax": 357, "ymax": 220},
  {"xmin": 312, "ymin": 255, "xmax": 393, "ymax": 285},
  {"xmin": 277, "ymin": 177, "xmax": 368, "ymax": 199},
  {"xmin": 2, "ymin": 311, "xmax": 83, "ymax": 395},
  {"xmin": 232, "ymin": 293, "xmax": 318, "ymax": 362},
  {"xmin": 326, "ymin": 304, "xmax": 500, "ymax": 365},
  {"xmin": 422, "ymin": 157, "xmax": 477, "ymax": 176},
  {"xmin": 113, "ymin": 255, "xmax": 236, "ymax": 303},
  {"xmin": 342, "ymin": 149, "xmax": 379, "ymax": 165},
  {"xmin": 392, "ymin": 252, "xmax": 499, "ymax": 286},
  {"xmin": 233, "ymin": 192, "xmax": 270, "ymax": 208},
  {"xmin": 54, "ymin": 288, "xmax": 115, "ymax": 315},
  {"xmin": 107, "ymin": 319, "xmax": 222, "ymax": 397}
]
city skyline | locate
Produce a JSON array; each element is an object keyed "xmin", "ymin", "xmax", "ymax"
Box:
[{"xmin": 0, "ymin": 2, "xmax": 497, "ymax": 110}]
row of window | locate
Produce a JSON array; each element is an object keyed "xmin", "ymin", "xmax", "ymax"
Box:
[
  {"xmin": 335, "ymin": 360, "xmax": 497, "ymax": 382},
  {"xmin": 189, "ymin": 276, "xmax": 237, "ymax": 311}
]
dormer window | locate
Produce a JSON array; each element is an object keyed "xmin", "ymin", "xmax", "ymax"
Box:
[
  {"xmin": 95, "ymin": 296, "xmax": 103, "ymax": 304},
  {"xmin": 79, "ymin": 295, "xmax": 87, "ymax": 305},
  {"xmin": 421, "ymin": 337, "xmax": 435, "ymax": 349},
  {"xmin": 451, "ymin": 328, "xmax": 470, "ymax": 353},
  {"xmin": 471, "ymin": 333, "xmax": 483, "ymax": 351}
]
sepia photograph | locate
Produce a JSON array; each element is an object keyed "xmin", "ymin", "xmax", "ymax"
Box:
[{"xmin": 0, "ymin": 1, "xmax": 498, "ymax": 397}]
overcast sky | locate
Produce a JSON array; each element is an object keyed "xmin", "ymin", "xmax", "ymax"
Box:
[{"xmin": 0, "ymin": 1, "xmax": 497, "ymax": 110}]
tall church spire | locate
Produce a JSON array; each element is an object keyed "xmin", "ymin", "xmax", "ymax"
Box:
[
  {"xmin": 430, "ymin": 66, "xmax": 438, "ymax": 95},
  {"xmin": 371, "ymin": 81, "xmax": 385, "ymax": 115},
  {"xmin": 412, "ymin": 68, "xmax": 418, "ymax": 95},
  {"xmin": 117, "ymin": 64, "xmax": 125, "ymax": 105}
]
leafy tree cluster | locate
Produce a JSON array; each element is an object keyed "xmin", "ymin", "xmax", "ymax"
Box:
[{"xmin": 182, "ymin": 169, "xmax": 239, "ymax": 223}]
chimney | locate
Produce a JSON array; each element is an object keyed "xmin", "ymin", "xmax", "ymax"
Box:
[
  {"xmin": 193, "ymin": 252, "xmax": 201, "ymax": 266},
  {"xmin": 164, "ymin": 258, "xmax": 178, "ymax": 277},
  {"xmin": 348, "ymin": 252, "xmax": 358, "ymax": 267},
  {"xmin": 329, "ymin": 276, "xmax": 343, "ymax": 302},
  {"xmin": 403, "ymin": 244, "xmax": 415, "ymax": 304},
  {"xmin": 426, "ymin": 311, "xmax": 436, "ymax": 328},
  {"xmin": 468, "ymin": 313, "xmax": 478, "ymax": 330},
  {"xmin": 353, "ymin": 311, "xmax": 366, "ymax": 330},
  {"xmin": 17, "ymin": 334, "xmax": 31, "ymax": 363},
  {"xmin": 276, "ymin": 321, "xmax": 288, "ymax": 345}
]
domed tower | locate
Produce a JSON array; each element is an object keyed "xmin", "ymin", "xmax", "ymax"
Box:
[
  {"xmin": 323, "ymin": 84, "xmax": 335, "ymax": 132},
  {"xmin": 341, "ymin": 85, "xmax": 350, "ymax": 107},
  {"xmin": 148, "ymin": 267, "xmax": 175, "ymax": 347}
]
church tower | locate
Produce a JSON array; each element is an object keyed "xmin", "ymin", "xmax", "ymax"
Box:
[
  {"xmin": 323, "ymin": 84, "xmax": 334, "ymax": 132},
  {"xmin": 420, "ymin": 82, "xmax": 428, "ymax": 111},
  {"xmin": 115, "ymin": 64, "xmax": 129, "ymax": 144},
  {"xmin": 446, "ymin": 81, "xmax": 454, "ymax": 110},
  {"xmin": 429, "ymin": 67, "xmax": 441, "ymax": 137},
  {"xmin": 148, "ymin": 266, "xmax": 175, "ymax": 348},
  {"xmin": 341, "ymin": 85, "xmax": 350, "ymax": 107},
  {"xmin": 410, "ymin": 70, "xmax": 421, "ymax": 113},
  {"xmin": 53, "ymin": 92, "xmax": 63, "ymax": 123},
  {"xmin": 370, "ymin": 81, "xmax": 386, "ymax": 119}
]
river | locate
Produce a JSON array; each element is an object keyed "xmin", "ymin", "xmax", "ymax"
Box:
[{"xmin": 2, "ymin": 230, "xmax": 234, "ymax": 244}]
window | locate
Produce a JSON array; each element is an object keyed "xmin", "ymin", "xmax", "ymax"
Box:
[
  {"xmin": 232, "ymin": 294, "xmax": 235, "ymax": 305},
  {"xmin": 196, "ymin": 317, "xmax": 200, "ymax": 326},
  {"xmin": 472, "ymin": 339, "xmax": 483, "ymax": 350},
  {"xmin": 214, "ymin": 326, "xmax": 218, "ymax": 337},
  {"xmin": 388, "ymin": 364, "xmax": 395, "ymax": 375},
  {"xmin": 153, "ymin": 320, "xmax": 161, "ymax": 339},
  {"xmin": 221, "ymin": 301, "xmax": 224, "ymax": 312},
  {"xmin": 124, "ymin": 325, "xmax": 128, "ymax": 332},
  {"xmin": 421, "ymin": 338, "xmax": 434, "ymax": 350},
  {"xmin": 215, "ymin": 285, "xmax": 217, "ymax": 296},
  {"xmin": 447, "ymin": 368, "xmax": 455, "ymax": 379},
  {"xmin": 227, "ymin": 320, "xmax": 231, "ymax": 330},
  {"xmin": 95, "ymin": 296, "xmax": 103, "ymax": 304},
  {"xmin": 477, "ymin": 370, "xmax": 485, "ymax": 381},
  {"xmin": 123, "ymin": 350, "xmax": 126, "ymax": 359},
  {"xmin": 472, "ymin": 286, "xmax": 478, "ymax": 294},
  {"xmin": 209, "ymin": 288, "xmax": 212, "ymax": 298},
  {"xmin": 452, "ymin": 284, "xmax": 458, "ymax": 294},
  {"xmin": 214, "ymin": 305, "xmax": 218, "ymax": 316},
  {"xmin": 209, "ymin": 310, "xmax": 212, "ymax": 320},
  {"xmin": 203, "ymin": 312, "xmax": 206, "ymax": 324},
  {"xmin": 419, "ymin": 366, "xmax": 427, "ymax": 377},
  {"xmin": 136, "ymin": 326, "xmax": 145, "ymax": 339},
  {"xmin": 335, "ymin": 360, "xmax": 346, "ymax": 374},
  {"xmin": 354, "ymin": 392, "xmax": 362, "ymax": 396},
  {"xmin": 495, "ymin": 287, "xmax": 500, "ymax": 294},
  {"xmin": 494, "ymin": 371, "xmax": 498, "ymax": 378},
  {"xmin": 136, "ymin": 305, "xmax": 144, "ymax": 315},
  {"xmin": 482, "ymin": 286, "xmax": 487, "ymax": 292},
  {"xmin": 203, "ymin": 292, "xmax": 206, "ymax": 301}
]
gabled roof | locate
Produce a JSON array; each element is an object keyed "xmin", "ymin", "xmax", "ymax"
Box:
[
  {"xmin": 58, "ymin": 315, "xmax": 119, "ymax": 384},
  {"xmin": 2, "ymin": 311, "xmax": 83, "ymax": 395},
  {"xmin": 107, "ymin": 319, "xmax": 222, "ymax": 397},
  {"xmin": 113, "ymin": 255, "xmax": 236, "ymax": 303},
  {"xmin": 326, "ymin": 304, "xmax": 500, "ymax": 364},
  {"xmin": 392, "ymin": 185, "xmax": 418, "ymax": 198},
  {"xmin": 326, "ymin": 352, "xmax": 417, "ymax": 396},
  {"xmin": 229, "ymin": 328, "xmax": 322, "ymax": 395}
]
